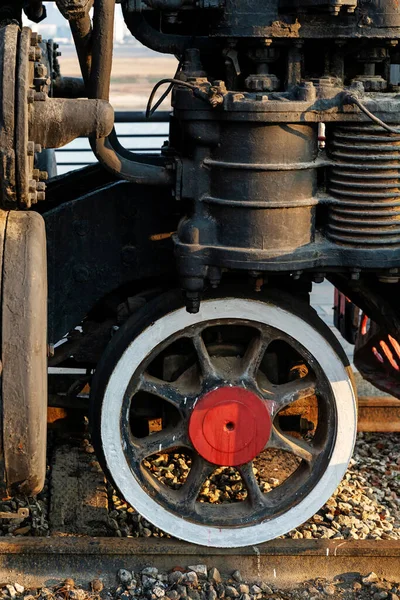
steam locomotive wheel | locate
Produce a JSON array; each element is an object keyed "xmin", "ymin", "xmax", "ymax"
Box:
[{"xmin": 91, "ymin": 292, "xmax": 357, "ymax": 548}]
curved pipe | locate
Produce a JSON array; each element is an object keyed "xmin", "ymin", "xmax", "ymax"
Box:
[
  {"xmin": 123, "ymin": 10, "xmax": 212, "ymax": 55},
  {"xmin": 70, "ymin": 14, "xmax": 92, "ymax": 84},
  {"xmin": 86, "ymin": 0, "xmax": 173, "ymax": 185}
]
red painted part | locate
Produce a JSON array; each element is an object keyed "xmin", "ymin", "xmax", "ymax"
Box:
[{"xmin": 188, "ymin": 386, "xmax": 272, "ymax": 467}]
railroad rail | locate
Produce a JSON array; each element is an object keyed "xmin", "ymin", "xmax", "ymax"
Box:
[{"xmin": 0, "ymin": 537, "xmax": 399, "ymax": 589}]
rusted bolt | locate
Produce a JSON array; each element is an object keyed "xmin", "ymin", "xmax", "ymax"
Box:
[
  {"xmin": 35, "ymin": 63, "xmax": 48, "ymax": 78},
  {"xmin": 30, "ymin": 32, "xmax": 43, "ymax": 46},
  {"xmin": 34, "ymin": 91, "xmax": 47, "ymax": 102},
  {"xmin": 33, "ymin": 169, "xmax": 49, "ymax": 182},
  {"xmin": 27, "ymin": 89, "xmax": 35, "ymax": 104},
  {"xmin": 313, "ymin": 273, "xmax": 325, "ymax": 284},
  {"xmin": 35, "ymin": 144, "xmax": 42, "ymax": 154},
  {"xmin": 37, "ymin": 182, "xmax": 46, "ymax": 192},
  {"xmin": 37, "ymin": 191, "xmax": 46, "ymax": 202},
  {"xmin": 29, "ymin": 46, "xmax": 42, "ymax": 62},
  {"xmin": 29, "ymin": 192, "xmax": 38, "ymax": 204},
  {"xmin": 27, "ymin": 141, "xmax": 35, "ymax": 156},
  {"xmin": 28, "ymin": 180, "xmax": 37, "ymax": 192}
]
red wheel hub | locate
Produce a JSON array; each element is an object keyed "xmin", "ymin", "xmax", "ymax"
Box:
[{"xmin": 188, "ymin": 386, "xmax": 272, "ymax": 466}]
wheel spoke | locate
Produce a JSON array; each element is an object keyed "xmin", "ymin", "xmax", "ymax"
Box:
[
  {"xmin": 135, "ymin": 426, "xmax": 190, "ymax": 460},
  {"xmin": 192, "ymin": 333, "xmax": 218, "ymax": 380},
  {"xmin": 176, "ymin": 454, "xmax": 215, "ymax": 508},
  {"xmin": 241, "ymin": 332, "xmax": 270, "ymax": 379},
  {"xmin": 268, "ymin": 426, "xmax": 315, "ymax": 463},
  {"xmin": 238, "ymin": 462, "xmax": 270, "ymax": 509},
  {"xmin": 139, "ymin": 373, "xmax": 190, "ymax": 410},
  {"xmin": 270, "ymin": 375, "xmax": 316, "ymax": 415}
]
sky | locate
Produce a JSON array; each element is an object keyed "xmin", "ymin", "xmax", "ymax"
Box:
[{"xmin": 30, "ymin": 2, "xmax": 125, "ymax": 28}]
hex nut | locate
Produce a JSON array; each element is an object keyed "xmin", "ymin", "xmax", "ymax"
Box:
[{"xmin": 245, "ymin": 73, "xmax": 280, "ymax": 92}]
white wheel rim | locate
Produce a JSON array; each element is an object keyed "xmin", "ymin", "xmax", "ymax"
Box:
[{"xmin": 101, "ymin": 298, "xmax": 357, "ymax": 548}]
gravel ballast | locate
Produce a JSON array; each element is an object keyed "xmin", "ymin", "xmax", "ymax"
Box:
[
  {"xmin": 1, "ymin": 568, "xmax": 399, "ymax": 600},
  {"xmin": 0, "ymin": 432, "xmax": 399, "ymax": 541},
  {"xmin": 107, "ymin": 432, "xmax": 400, "ymax": 541}
]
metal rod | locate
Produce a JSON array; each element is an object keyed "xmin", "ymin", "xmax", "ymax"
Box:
[{"xmin": 87, "ymin": 0, "xmax": 173, "ymax": 186}]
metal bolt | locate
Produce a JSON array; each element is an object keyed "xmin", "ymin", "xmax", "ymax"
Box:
[
  {"xmin": 35, "ymin": 63, "xmax": 47, "ymax": 78},
  {"xmin": 28, "ymin": 180, "xmax": 37, "ymax": 192},
  {"xmin": 37, "ymin": 182, "xmax": 46, "ymax": 192},
  {"xmin": 34, "ymin": 91, "xmax": 47, "ymax": 102},
  {"xmin": 29, "ymin": 192, "xmax": 38, "ymax": 204},
  {"xmin": 351, "ymin": 270, "xmax": 361, "ymax": 280},
  {"xmin": 32, "ymin": 169, "xmax": 48, "ymax": 181},
  {"xmin": 35, "ymin": 144, "xmax": 42, "ymax": 154},
  {"xmin": 313, "ymin": 273, "xmax": 325, "ymax": 284},
  {"xmin": 29, "ymin": 46, "xmax": 42, "ymax": 62},
  {"xmin": 27, "ymin": 89, "xmax": 35, "ymax": 104},
  {"xmin": 30, "ymin": 32, "xmax": 42, "ymax": 46},
  {"xmin": 36, "ymin": 192, "xmax": 46, "ymax": 202},
  {"xmin": 27, "ymin": 142, "xmax": 35, "ymax": 156}
]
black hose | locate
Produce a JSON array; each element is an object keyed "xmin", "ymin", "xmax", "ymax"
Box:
[{"xmin": 345, "ymin": 93, "xmax": 400, "ymax": 135}]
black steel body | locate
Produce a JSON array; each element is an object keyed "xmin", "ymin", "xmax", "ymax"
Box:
[
  {"xmin": 0, "ymin": 0, "xmax": 399, "ymax": 510},
  {"xmin": 41, "ymin": 166, "xmax": 178, "ymax": 343},
  {"xmin": 32, "ymin": 0, "xmax": 400, "ymax": 343}
]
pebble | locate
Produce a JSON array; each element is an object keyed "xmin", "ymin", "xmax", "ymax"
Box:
[
  {"xmin": 6, "ymin": 586, "xmax": 16, "ymax": 599},
  {"xmin": 118, "ymin": 570, "xmax": 133, "ymax": 586},
  {"xmin": 143, "ymin": 568, "xmax": 159, "ymax": 578},
  {"xmin": 187, "ymin": 566, "xmax": 207, "ymax": 578},
  {"xmin": 322, "ymin": 585, "xmax": 335, "ymax": 596},
  {"xmin": 208, "ymin": 569, "xmax": 221, "ymax": 584},
  {"xmin": 69, "ymin": 591, "xmax": 86, "ymax": 600},
  {"xmin": 168, "ymin": 572, "xmax": 183, "ymax": 585},
  {"xmin": 231, "ymin": 571, "xmax": 242, "ymax": 583},
  {"xmin": 363, "ymin": 572, "xmax": 380, "ymax": 585},
  {"xmin": 91, "ymin": 580, "xmax": 103, "ymax": 593},
  {"xmin": 250, "ymin": 586, "xmax": 262, "ymax": 595},
  {"xmin": 224, "ymin": 586, "xmax": 239, "ymax": 598},
  {"xmin": 183, "ymin": 573, "xmax": 198, "ymax": 587},
  {"xmin": 207, "ymin": 589, "xmax": 217, "ymax": 600},
  {"xmin": 13, "ymin": 585, "xmax": 24, "ymax": 595}
]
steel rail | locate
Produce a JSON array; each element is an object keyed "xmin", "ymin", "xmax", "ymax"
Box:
[{"xmin": 0, "ymin": 537, "xmax": 399, "ymax": 589}]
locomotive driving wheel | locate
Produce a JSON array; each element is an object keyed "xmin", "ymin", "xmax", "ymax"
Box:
[{"xmin": 91, "ymin": 291, "xmax": 357, "ymax": 548}]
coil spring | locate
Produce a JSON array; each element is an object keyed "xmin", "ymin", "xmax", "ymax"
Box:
[{"xmin": 327, "ymin": 124, "xmax": 400, "ymax": 246}]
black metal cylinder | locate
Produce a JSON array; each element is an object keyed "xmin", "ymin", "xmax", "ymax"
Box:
[
  {"xmin": 327, "ymin": 124, "xmax": 400, "ymax": 247},
  {"xmin": 204, "ymin": 122, "xmax": 318, "ymax": 252}
]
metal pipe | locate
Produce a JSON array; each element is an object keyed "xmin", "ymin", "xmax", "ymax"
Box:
[
  {"xmin": 123, "ymin": 11, "xmax": 212, "ymax": 55},
  {"xmin": 70, "ymin": 15, "xmax": 92, "ymax": 84},
  {"xmin": 88, "ymin": 0, "xmax": 173, "ymax": 186}
]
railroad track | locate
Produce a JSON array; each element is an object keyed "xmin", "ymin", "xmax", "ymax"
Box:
[
  {"xmin": 0, "ymin": 537, "xmax": 399, "ymax": 589},
  {"xmin": 1, "ymin": 377, "xmax": 398, "ymax": 591}
]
